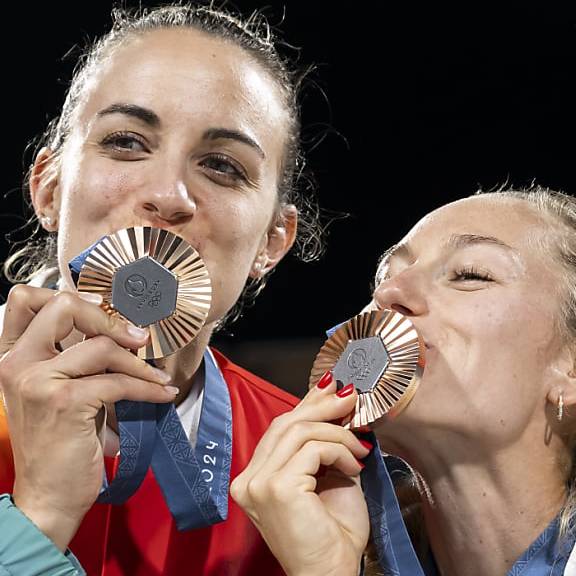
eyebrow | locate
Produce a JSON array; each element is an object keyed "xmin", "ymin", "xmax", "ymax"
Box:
[
  {"xmin": 96, "ymin": 103, "xmax": 266, "ymax": 159},
  {"xmin": 375, "ymin": 234, "xmax": 517, "ymax": 284},
  {"xmin": 97, "ymin": 103, "xmax": 161, "ymax": 127},
  {"xmin": 444, "ymin": 234, "xmax": 516, "ymax": 253},
  {"xmin": 203, "ymin": 128, "xmax": 265, "ymax": 159}
]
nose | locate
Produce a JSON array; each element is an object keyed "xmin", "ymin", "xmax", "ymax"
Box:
[
  {"xmin": 371, "ymin": 268, "xmax": 428, "ymax": 317},
  {"xmin": 135, "ymin": 170, "xmax": 197, "ymax": 225}
]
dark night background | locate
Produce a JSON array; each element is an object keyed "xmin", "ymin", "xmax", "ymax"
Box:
[{"xmin": 2, "ymin": 3, "xmax": 575, "ymax": 395}]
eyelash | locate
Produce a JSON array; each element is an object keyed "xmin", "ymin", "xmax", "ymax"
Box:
[
  {"xmin": 200, "ymin": 153, "xmax": 247, "ymax": 183},
  {"xmin": 451, "ymin": 266, "xmax": 493, "ymax": 282},
  {"xmin": 101, "ymin": 131, "xmax": 149, "ymax": 153},
  {"xmin": 100, "ymin": 134, "xmax": 247, "ymax": 184}
]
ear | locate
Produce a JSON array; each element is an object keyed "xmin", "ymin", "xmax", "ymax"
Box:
[
  {"xmin": 29, "ymin": 147, "xmax": 61, "ymax": 232},
  {"xmin": 249, "ymin": 205, "xmax": 298, "ymax": 278},
  {"xmin": 546, "ymin": 347, "xmax": 576, "ymax": 417}
]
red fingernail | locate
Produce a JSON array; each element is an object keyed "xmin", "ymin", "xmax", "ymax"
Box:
[
  {"xmin": 317, "ymin": 370, "xmax": 333, "ymax": 389},
  {"xmin": 336, "ymin": 383, "xmax": 354, "ymax": 398},
  {"xmin": 359, "ymin": 440, "xmax": 373, "ymax": 452},
  {"xmin": 356, "ymin": 459, "xmax": 366, "ymax": 470}
]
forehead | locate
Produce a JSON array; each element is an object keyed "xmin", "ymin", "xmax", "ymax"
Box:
[
  {"xmin": 404, "ymin": 196, "xmax": 545, "ymax": 250},
  {"xmin": 376, "ymin": 196, "xmax": 555, "ymax": 283},
  {"xmin": 76, "ymin": 28, "xmax": 288, "ymax": 144}
]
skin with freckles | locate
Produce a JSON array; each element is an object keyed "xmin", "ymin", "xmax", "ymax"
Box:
[{"xmin": 233, "ymin": 195, "xmax": 576, "ymax": 576}]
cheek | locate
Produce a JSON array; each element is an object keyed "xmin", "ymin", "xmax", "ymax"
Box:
[
  {"xmin": 441, "ymin": 291, "xmax": 549, "ymax": 350},
  {"xmin": 477, "ymin": 293, "xmax": 555, "ymax": 360},
  {"xmin": 200, "ymin": 191, "xmax": 273, "ymax": 252},
  {"xmin": 56, "ymin": 163, "xmax": 143, "ymax": 275},
  {"xmin": 197, "ymin": 202, "xmax": 271, "ymax": 321},
  {"xmin": 425, "ymin": 293, "xmax": 552, "ymax": 393},
  {"xmin": 61, "ymin": 164, "xmax": 135, "ymax": 221}
]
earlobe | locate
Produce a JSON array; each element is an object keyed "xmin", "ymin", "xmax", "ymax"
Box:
[
  {"xmin": 249, "ymin": 258, "xmax": 265, "ymax": 279},
  {"xmin": 30, "ymin": 147, "xmax": 60, "ymax": 232},
  {"xmin": 547, "ymin": 356, "xmax": 576, "ymax": 419}
]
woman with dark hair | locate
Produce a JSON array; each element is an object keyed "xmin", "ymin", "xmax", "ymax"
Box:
[{"xmin": 0, "ymin": 4, "xmax": 321, "ymax": 575}]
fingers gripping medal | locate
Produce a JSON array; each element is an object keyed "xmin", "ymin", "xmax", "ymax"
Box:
[
  {"xmin": 69, "ymin": 227, "xmax": 234, "ymax": 532},
  {"xmin": 309, "ymin": 310, "xmax": 425, "ymax": 428},
  {"xmin": 310, "ymin": 310, "xmax": 428, "ymax": 575}
]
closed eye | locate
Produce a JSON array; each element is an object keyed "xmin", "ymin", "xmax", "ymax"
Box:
[{"xmin": 451, "ymin": 266, "xmax": 494, "ymax": 282}]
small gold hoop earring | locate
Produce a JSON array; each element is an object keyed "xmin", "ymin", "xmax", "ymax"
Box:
[{"xmin": 557, "ymin": 391, "xmax": 564, "ymax": 422}]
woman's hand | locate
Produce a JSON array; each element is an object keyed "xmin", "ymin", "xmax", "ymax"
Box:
[
  {"xmin": 0, "ymin": 285, "xmax": 177, "ymax": 550},
  {"xmin": 231, "ymin": 375, "xmax": 371, "ymax": 576}
]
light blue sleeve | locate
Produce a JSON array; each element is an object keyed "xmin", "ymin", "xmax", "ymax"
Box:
[{"xmin": 0, "ymin": 493, "xmax": 86, "ymax": 576}]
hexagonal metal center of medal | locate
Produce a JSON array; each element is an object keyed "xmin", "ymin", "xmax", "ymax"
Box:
[
  {"xmin": 111, "ymin": 256, "xmax": 178, "ymax": 327},
  {"xmin": 333, "ymin": 336, "xmax": 389, "ymax": 393}
]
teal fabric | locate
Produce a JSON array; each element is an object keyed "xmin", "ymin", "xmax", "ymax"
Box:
[{"xmin": 0, "ymin": 493, "xmax": 85, "ymax": 576}]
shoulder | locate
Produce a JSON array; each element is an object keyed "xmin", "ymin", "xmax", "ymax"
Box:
[{"xmin": 210, "ymin": 347, "xmax": 299, "ymax": 412}]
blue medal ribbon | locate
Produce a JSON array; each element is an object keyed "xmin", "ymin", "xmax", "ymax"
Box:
[
  {"xmin": 151, "ymin": 350, "xmax": 232, "ymax": 530},
  {"xmin": 507, "ymin": 517, "xmax": 575, "ymax": 576},
  {"xmin": 98, "ymin": 352, "xmax": 232, "ymax": 530},
  {"xmin": 362, "ymin": 446, "xmax": 575, "ymax": 576},
  {"xmin": 361, "ymin": 435, "xmax": 425, "ymax": 576},
  {"xmin": 325, "ymin": 323, "xmax": 424, "ymax": 574},
  {"xmin": 70, "ymin": 242, "xmax": 156, "ymax": 506},
  {"xmin": 69, "ymin": 243, "xmax": 233, "ymax": 531},
  {"xmin": 98, "ymin": 400, "xmax": 157, "ymax": 504}
]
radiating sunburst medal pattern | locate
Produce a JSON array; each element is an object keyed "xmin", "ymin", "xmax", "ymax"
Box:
[
  {"xmin": 77, "ymin": 226, "xmax": 212, "ymax": 359},
  {"xmin": 309, "ymin": 310, "xmax": 425, "ymax": 428}
]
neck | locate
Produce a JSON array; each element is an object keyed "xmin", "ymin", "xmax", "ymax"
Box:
[
  {"xmin": 156, "ymin": 322, "xmax": 214, "ymax": 407},
  {"xmin": 383, "ymin": 426, "xmax": 567, "ymax": 576}
]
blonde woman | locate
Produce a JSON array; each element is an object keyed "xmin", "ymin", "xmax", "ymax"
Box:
[{"xmin": 233, "ymin": 188, "xmax": 576, "ymax": 576}]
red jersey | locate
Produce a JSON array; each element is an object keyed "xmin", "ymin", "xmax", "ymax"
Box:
[{"xmin": 0, "ymin": 348, "xmax": 297, "ymax": 575}]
